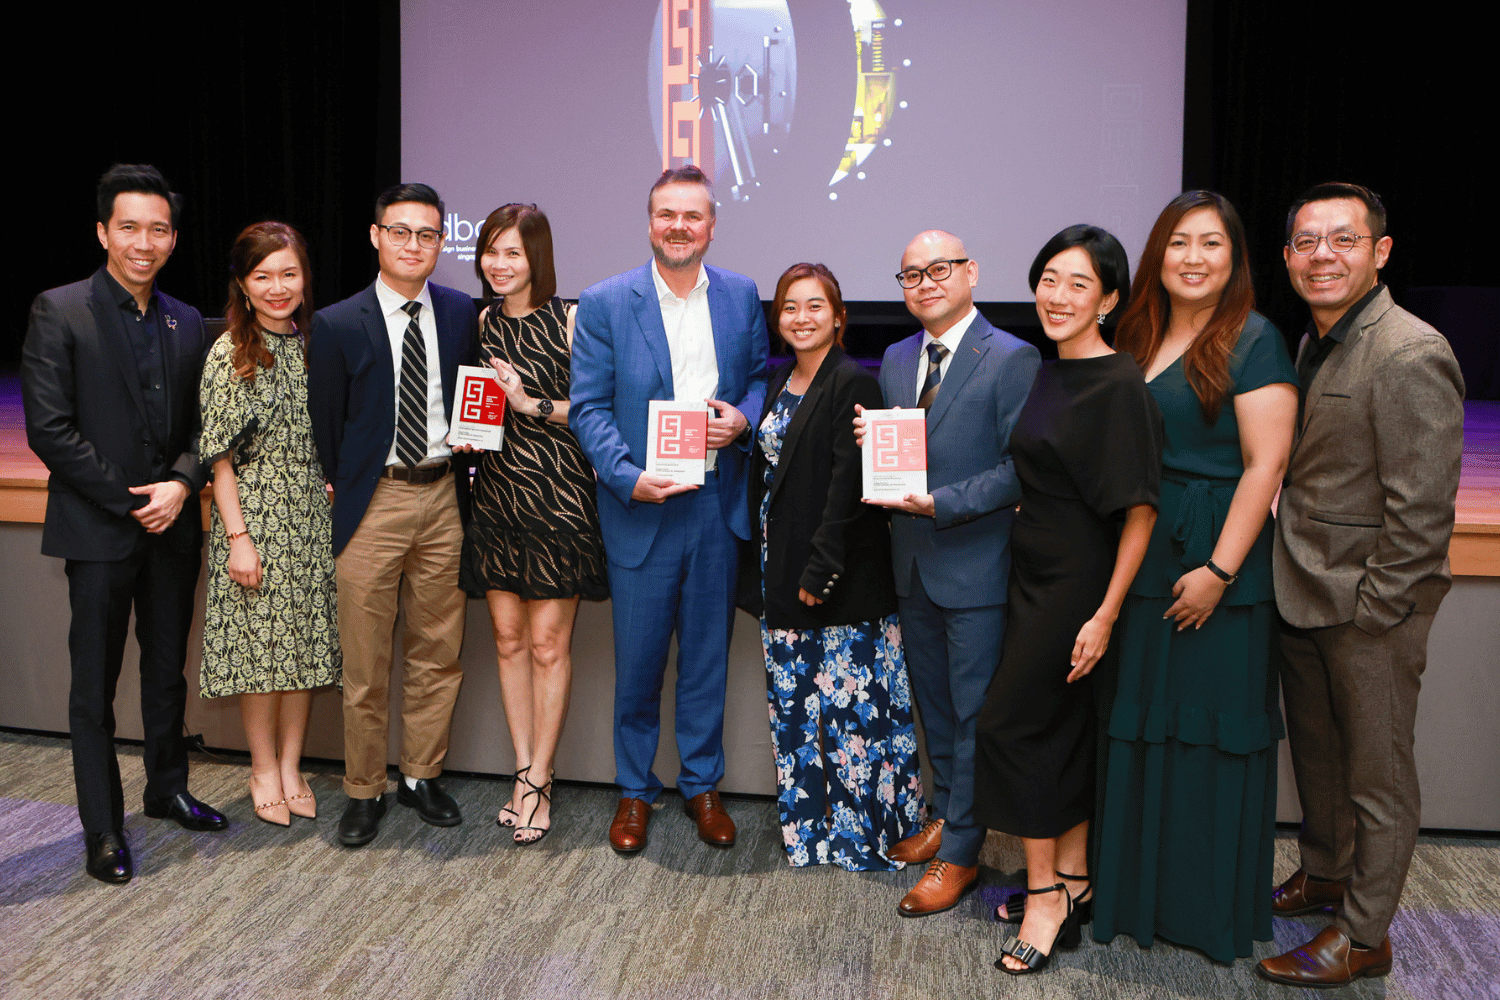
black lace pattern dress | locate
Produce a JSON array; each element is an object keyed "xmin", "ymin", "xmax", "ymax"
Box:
[{"xmin": 461, "ymin": 297, "xmax": 608, "ymax": 601}]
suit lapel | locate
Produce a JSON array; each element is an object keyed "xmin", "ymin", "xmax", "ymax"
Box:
[
  {"xmin": 157, "ymin": 295, "xmax": 183, "ymax": 419},
  {"xmin": 926, "ymin": 318, "xmax": 990, "ymax": 434},
  {"xmin": 431, "ymin": 287, "xmax": 458, "ymax": 413},
  {"xmin": 768, "ymin": 348, "xmax": 840, "ymax": 506},
  {"xmin": 88, "ymin": 276, "xmax": 147, "ymax": 419},
  {"xmin": 886, "ymin": 335, "xmax": 920, "ymax": 410},
  {"xmin": 707, "ymin": 268, "xmax": 732, "ymax": 398},
  {"xmin": 358, "ymin": 283, "xmax": 395, "ymax": 414},
  {"xmin": 631, "ymin": 266, "xmax": 674, "ymax": 393}
]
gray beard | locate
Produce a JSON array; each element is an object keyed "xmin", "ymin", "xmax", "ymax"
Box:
[{"xmin": 652, "ymin": 243, "xmax": 706, "ymax": 274}]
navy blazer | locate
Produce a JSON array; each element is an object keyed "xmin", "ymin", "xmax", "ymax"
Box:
[
  {"xmin": 308, "ymin": 280, "xmax": 478, "ymax": 556},
  {"xmin": 21, "ymin": 268, "xmax": 210, "ymax": 561},
  {"xmin": 877, "ymin": 313, "xmax": 1040, "ymax": 609},
  {"xmin": 570, "ymin": 262, "xmax": 769, "ymax": 569}
]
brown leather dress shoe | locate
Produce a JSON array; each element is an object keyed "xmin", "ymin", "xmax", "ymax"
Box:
[
  {"xmin": 1256, "ymin": 926, "xmax": 1392, "ymax": 987},
  {"xmin": 609, "ymin": 797, "xmax": 651, "ymax": 854},
  {"xmin": 889, "ymin": 818, "xmax": 944, "ymax": 864},
  {"xmin": 897, "ymin": 858, "xmax": 978, "ymax": 917},
  {"xmin": 684, "ymin": 790, "xmax": 736, "ymax": 847},
  {"xmin": 1272, "ymin": 869, "xmax": 1348, "ymax": 916}
]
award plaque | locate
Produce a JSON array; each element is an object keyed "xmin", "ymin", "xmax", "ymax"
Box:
[
  {"xmin": 646, "ymin": 400, "xmax": 711, "ymax": 485},
  {"xmin": 450, "ymin": 365, "xmax": 506, "ymax": 451},
  {"xmin": 861, "ymin": 408, "xmax": 927, "ymax": 501}
]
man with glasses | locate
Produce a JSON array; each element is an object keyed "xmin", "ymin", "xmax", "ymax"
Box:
[
  {"xmin": 309, "ymin": 182, "xmax": 478, "ymax": 847},
  {"xmin": 1259, "ymin": 183, "xmax": 1464, "ymax": 987},
  {"xmin": 856, "ymin": 231, "xmax": 1039, "ymax": 914}
]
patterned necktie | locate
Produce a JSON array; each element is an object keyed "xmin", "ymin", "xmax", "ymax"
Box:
[
  {"xmin": 396, "ymin": 300, "xmax": 427, "ymax": 468},
  {"xmin": 918, "ymin": 339, "xmax": 949, "ymax": 410}
]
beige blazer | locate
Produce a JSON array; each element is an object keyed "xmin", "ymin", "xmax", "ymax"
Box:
[{"xmin": 1274, "ymin": 286, "xmax": 1465, "ymax": 634}]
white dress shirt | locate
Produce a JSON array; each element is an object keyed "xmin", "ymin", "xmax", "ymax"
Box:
[
  {"xmin": 916, "ymin": 305, "xmax": 978, "ymax": 406},
  {"xmin": 652, "ymin": 261, "xmax": 721, "ymax": 470},
  {"xmin": 375, "ymin": 275, "xmax": 451, "ymax": 466}
]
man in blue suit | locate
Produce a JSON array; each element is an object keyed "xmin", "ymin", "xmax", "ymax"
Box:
[
  {"xmin": 859, "ymin": 230, "xmax": 1040, "ymax": 915},
  {"xmin": 308, "ymin": 183, "xmax": 478, "ymax": 847},
  {"xmin": 571, "ymin": 166, "xmax": 768, "ymax": 853}
]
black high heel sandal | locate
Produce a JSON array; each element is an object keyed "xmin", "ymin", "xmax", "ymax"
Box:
[
  {"xmin": 496, "ymin": 765, "xmax": 529, "ymax": 829},
  {"xmin": 996, "ymin": 869, "xmax": 1092, "ymax": 926},
  {"xmin": 514, "ymin": 770, "xmax": 553, "ymax": 846},
  {"xmin": 993, "ymin": 882, "xmax": 1081, "ymax": 976}
]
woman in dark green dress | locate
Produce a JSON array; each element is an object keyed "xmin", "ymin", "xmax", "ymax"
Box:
[{"xmin": 1092, "ymin": 191, "xmax": 1297, "ymax": 963}]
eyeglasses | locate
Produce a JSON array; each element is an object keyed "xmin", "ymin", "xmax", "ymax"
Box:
[
  {"xmin": 377, "ymin": 224, "xmax": 443, "ymax": 250},
  {"xmin": 895, "ymin": 258, "xmax": 969, "ymax": 288},
  {"xmin": 1287, "ymin": 232, "xmax": 1377, "ymax": 255}
]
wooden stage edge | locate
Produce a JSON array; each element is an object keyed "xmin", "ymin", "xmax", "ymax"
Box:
[{"xmin": 3, "ymin": 393, "xmax": 1498, "ymax": 577}]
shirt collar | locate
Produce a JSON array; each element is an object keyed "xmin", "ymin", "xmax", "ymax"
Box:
[
  {"xmin": 923, "ymin": 305, "xmax": 978, "ymax": 352},
  {"xmin": 651, "ymin": 261, "xmax": 709, "ymax": 304},
  {"xmin": 1311, "ymin": 283, "xmax": 1384, "ymax": 346},
  {"xmin": 98, "ymin": 265, "xmax": 158, "ymax": 314},
  {"xmin": 375, "ymin": 273, "xmax": 434, "ymax": 318}
]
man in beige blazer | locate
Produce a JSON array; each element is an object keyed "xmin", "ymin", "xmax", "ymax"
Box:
[{"xmin": 1259, "ymin": 183, "xmax": 1465, "ymax": 988}]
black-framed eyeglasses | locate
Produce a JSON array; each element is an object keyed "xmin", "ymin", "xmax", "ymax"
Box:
[
  {"xmin": 378, "ymin": 224, "xmax": 443, "ymax": 249},
  {"xmin": 895, "ymin": 258, "xmax": 969, "ymax": 288},
  {"xmin": 1287, "ymin": 232, "xmax": 1376, "ymax": 255}
]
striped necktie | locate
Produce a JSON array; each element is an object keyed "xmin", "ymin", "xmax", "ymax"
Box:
[
  {"xmin": 918, "ymin": 339, "xmax": 949, "ymax": 410},
  {"xmin": 396, "ymin": 300, "xmax": 428, "ymax": 468}
]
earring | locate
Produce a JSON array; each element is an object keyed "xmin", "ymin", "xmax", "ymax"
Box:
[{"xmin": 1097, "ymin": 313, "xmax": 1108, "ymax": 325}]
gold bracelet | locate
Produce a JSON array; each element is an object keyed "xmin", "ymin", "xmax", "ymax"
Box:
[{"xmin": 226, "ymin": 529, "xmax": 250, "ymax": 541}]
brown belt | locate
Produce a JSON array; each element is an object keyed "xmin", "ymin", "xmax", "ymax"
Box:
[{"xmin": 381, "ymin": 461, "xmax": 451, "ymax": 485}]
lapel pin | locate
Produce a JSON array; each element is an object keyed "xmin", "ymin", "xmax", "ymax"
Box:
[{"xmin": 165, "ymin": 315, "xmax": 178, "ymax": 330}]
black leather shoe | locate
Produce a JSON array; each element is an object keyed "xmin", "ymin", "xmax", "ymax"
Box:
[
  {"xmin": 85, "ymin": 830, "xmax": 132, "ymax": 884},
  {"xmin": 143, "ymin": 792, "xmax": 229, "ymax": 831},
  {"xmin": 338, "ymin": 795, "xmax": 387, "ymax": 847},
  {"xmin": 396, "ymin": 778, "xmax": 462, "ymax": 827}
]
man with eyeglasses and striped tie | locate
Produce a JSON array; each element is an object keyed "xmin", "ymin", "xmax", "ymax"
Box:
[
  {"xmin": 309, "ymin": 183, "xmax": 478, "ymax": 847},
  {"xmin": 854, "ymin": 230, "xmax": 1040, "ymax": 915}
]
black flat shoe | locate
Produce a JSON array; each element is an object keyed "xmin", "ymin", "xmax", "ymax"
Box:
[
  {"xmin": 85, "ymin": 830, "xmax": 132, "ymax": 884},
  {"xmin": 338, "ymin": 794, "xmax": 387, "ymax": 847},
  {"xmin": 997, "ymin": 869, "xmax": 1092, "ymax": 925},
  {"xmin": 397, "ymin": 778, "xmax": 462, "ymax": 827},
  {"xmin": 994, "ymin": 882, "xmax": 1081, "ymax": 976},
  {"xmin": 143, "ymin": 792, "xmax": 229, "ymax": 832}
]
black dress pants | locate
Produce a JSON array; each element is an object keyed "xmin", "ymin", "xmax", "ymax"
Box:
[{"xmin": 65, "ymin": 536, "xmax": 200, "ymax": 835}]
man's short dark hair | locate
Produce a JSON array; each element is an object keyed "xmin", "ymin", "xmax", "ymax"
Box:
[
  {"xmin": 647, "ymin": 165, "xmax": 715, "ymax": 216},
  {"xmin": 1286, "ymin": 182, "xmax": 1387, "ymax": 241},
  {"xmin": 97, "ymin": 163, "xmax": 181, "ymax": 230},
  {"xmin": 375, "ymin": 182, "xmax": 445, "ymax": 224}
]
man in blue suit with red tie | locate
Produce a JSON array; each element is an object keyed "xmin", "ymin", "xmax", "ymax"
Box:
[{"xmin": 570, "ymin": 166, "xmax": 768, "ymax": 853}]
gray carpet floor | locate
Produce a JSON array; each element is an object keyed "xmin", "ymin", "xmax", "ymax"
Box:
[{"xmin": 1, "ymin": 731, "xmax": 1496, "ymax": 1000}]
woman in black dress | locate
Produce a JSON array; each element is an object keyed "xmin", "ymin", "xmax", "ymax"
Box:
[
  {"xmin": 974, "ymin": 226, "xmax": 1162, "ymax": 974},
  {"xmin": 463, "ymin": 204, "xmax": 607, "ymax": 844}
]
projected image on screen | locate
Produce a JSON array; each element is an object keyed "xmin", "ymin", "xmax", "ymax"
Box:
[{"xmin": 402, "ymin": 1, "xmax": 1186, "ymax": 303}]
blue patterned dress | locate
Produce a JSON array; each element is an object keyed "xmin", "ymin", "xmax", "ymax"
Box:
[{"xmin": 757, "ymin": 386, "xmax": 925, "ymax": 871}]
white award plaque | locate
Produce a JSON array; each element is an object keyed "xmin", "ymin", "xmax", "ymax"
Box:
[
  {"xmin": 450, "ymin": 365, "xmax": 506, "ymax": 451},
  {"xmin": 862, "ymin": 408, "xmax": 927, "ymax": 501},
  {"xmin": 646, "ymin": 401, "xmax": 711, "ymax": 486}
]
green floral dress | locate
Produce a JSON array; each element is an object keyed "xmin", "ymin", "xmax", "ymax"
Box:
[{"xmin": 198, "ymin": 332, "xmax": 340, "ymax": 696}]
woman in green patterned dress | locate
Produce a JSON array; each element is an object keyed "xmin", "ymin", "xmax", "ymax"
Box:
[{"xmin": 199, "ymin": 222, "xmax": 340, "ymax": 826}]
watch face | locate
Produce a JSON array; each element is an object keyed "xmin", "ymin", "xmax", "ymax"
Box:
[{"xmin": 537, "ymin": 397, "xmax": 555, "ymax": 416}]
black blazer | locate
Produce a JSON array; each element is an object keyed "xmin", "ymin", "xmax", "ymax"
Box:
[
  {"xmin": 21, "ymin": 268, "xmax": 210, "ymax": 561},
  {"xmin": 746, "ymin": 346, "xmax": 897, "ymax": 629},
  {"xmin": 307, "ymin": 280, "xmax": 478, "ymax": 556}
]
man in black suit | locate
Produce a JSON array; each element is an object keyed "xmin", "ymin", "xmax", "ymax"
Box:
[
  {"xmin": 21, "ymin": 163, "xmax": 228, "ymax": 885},
  {"xmin": 308, "ymin": 183, "xmax": 478, "ymax": 847}
]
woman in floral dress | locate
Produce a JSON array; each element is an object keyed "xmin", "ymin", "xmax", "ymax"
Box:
[
  {"xmin": 748, "ymin": 263, "xmax": 924, "ymax": 870},
  {"xmin": 199, "ymin": 222, "xmax": 340, "ymax": 826}
]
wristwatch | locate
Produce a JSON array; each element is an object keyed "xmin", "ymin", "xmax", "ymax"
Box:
[{"xmin": 535, "ymin": 397, "xmax": 554, "ymax": 418}]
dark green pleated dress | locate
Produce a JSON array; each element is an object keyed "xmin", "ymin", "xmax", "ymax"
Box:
[{"xmin": 1091, "ymin": 313, "xmax": 1297, "ymax": 963}]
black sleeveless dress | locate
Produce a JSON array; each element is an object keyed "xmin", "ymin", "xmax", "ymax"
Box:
[{"xmin": 461, "ymin": 297, "xmax": 608, "ymax": 601}]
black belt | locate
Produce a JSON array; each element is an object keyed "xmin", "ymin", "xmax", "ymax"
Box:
[{"xmin": 382, "ymin": 461, "xmax": 451, "ymax": 485}]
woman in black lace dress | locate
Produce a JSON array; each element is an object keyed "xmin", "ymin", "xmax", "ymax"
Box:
[{"xmin": 462, "ymin": 204, "xmax": 607, "ymax": 843}]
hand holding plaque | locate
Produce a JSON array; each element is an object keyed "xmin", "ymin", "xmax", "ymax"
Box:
[{"xmin": 646, "ymin": 400, "xmax": 711, "ymax": 486}]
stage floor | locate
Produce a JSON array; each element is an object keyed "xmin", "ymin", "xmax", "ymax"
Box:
[{"xmin": 2, "ymin": 375, "xmax": 1497, "ymax": 574}]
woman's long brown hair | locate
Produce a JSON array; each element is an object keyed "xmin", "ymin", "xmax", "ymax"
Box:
[
  {"xmin": 224, "ymin": 222, "xmax": 314, "ymax": 380},
  {"xmin": 1114, "ymin": 191, "xmax": 1254, "ymax": 423}
]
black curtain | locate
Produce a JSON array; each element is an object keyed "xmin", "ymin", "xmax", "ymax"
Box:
[{"xmin": 12, "ymin": 2, "xmax": 400, "ymax": 364}]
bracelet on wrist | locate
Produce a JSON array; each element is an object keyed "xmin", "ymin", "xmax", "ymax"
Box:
[
  {"xmin": 226, "ymin": 529, "xmax": 250, "ymax": 542},
  {"xmin": 1205, "ymin": 558, "xmax": 1237, "ymax": 584}
]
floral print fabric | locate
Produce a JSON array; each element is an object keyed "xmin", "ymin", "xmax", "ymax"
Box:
[{"xmin": 757, "ymin": 386, "xmax": 925, "ymax": 871}]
